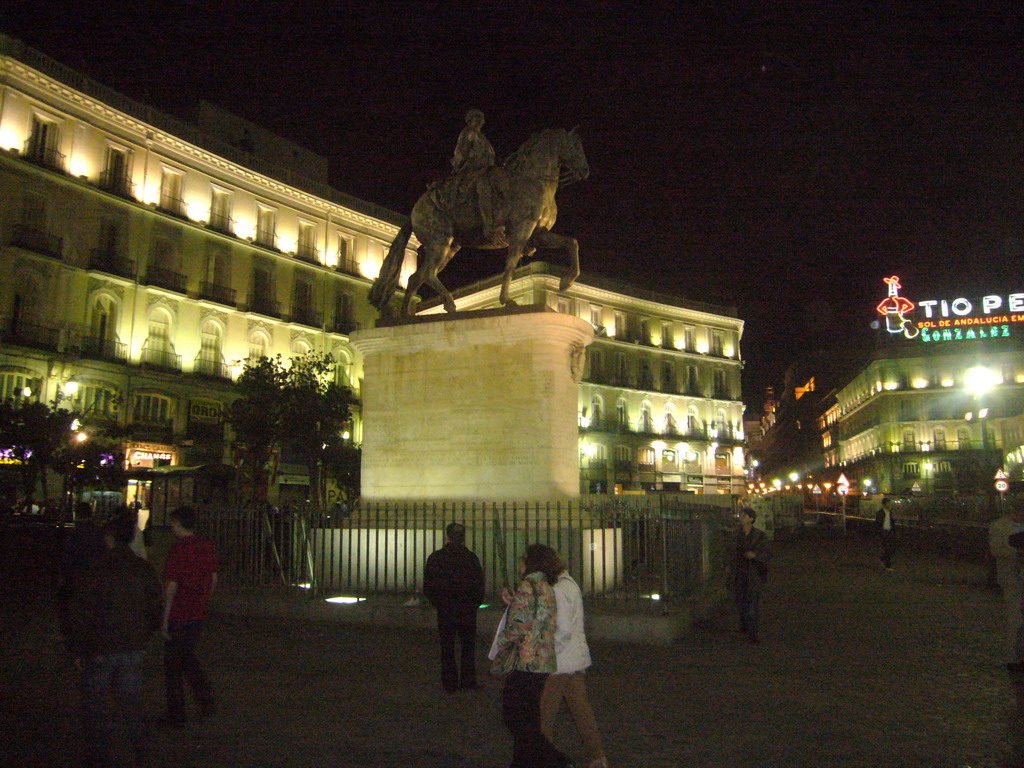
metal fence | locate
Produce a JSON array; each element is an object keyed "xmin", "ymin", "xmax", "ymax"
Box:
[{"xmin": 194, "ymin": 498, "xmax": 731, "ymax": 604}]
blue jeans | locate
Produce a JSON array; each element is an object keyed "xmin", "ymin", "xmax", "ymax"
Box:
[{"xmin": 80, "ymin": 650, "xmax": 149, "ymax": 767}]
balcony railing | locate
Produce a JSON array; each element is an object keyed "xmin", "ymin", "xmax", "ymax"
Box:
[
  {"xmin": 1, "ymin": 320, "xmax": 60, "ymax": 350},
  {"xmin": 198, "ymin": 282, "xmax": 236, "ymax": 307},
  {"xmin": 255, "ymin": 229, "xmax": 278, "ymax": 250},
  {"xmin": 23, "ymin": 139, "xmax": 66, "ymax": 171},
  {"xmin": 336, "ymin": 259, "xmax": 361, "ymax": 276},
  {"xmin": 290, "ymin": 306, "xmax": 323, "ymax": 328},
  {"xmin": 144, "ymin": 266, "xmax": 188, "ymax": 294},
  {"xmin": 248, "ymin": 295, "xmax": 281, "ymax": 319},
  {"xmin": 88, "ymin": 249, "xmax": 136, "ymax": 279},
  {"xmin": 99, "ymin": 169, "xmax": 135, "ymax": 199},
  {"xmin": 194, "ymin": 353, "xmax": 231, "ymax": 379},
  {"xmin": 296, "ymin": 243, "xmax": 320, "ymax": 264},
  {"xmin": 207, "ymin": 212, "xmax": 235, "ymax": 235},
  {"xmin": 140, "ymin": 344, "xmax": 182, "ymax": 371},
  {"xmin": 157, "ymin": 195, "xmax": 187, "ymax": 218},
  {"xmin": 10, "ymin": 223, "xmax": 63, "ymax": 259},
  {"xmin": 80, "ymin": 335, "xmax": 127, "ymax": 362},
  {"xmin": 329, "ymin": 318, "xmax": 359, "ymax": 335}
]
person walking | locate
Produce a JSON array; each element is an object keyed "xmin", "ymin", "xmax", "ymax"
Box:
[
  {"xmin": 423, "ymin": 522, "xmax": 485, "ymax": 693},
  {"xmin": 540, "ymin": 561, "xmax": 608, "ymax": 768},
  {"xmin": 66, "ymin": 511, "xmax": 163, "ymax": 768},
  {"xmin": 875, "ymin": 496, "xmax": 899, "ymax": 570},
  {"xmin": 161, "ymin": 506, "xmax": 218, "ymax": 727},
  {"xmin": 493, "ymin": 544, "xmax": 572, "ymax": 768},
  {"xmin": 732, "ymin": 507, "xmax": 771, "ymax": 645}
]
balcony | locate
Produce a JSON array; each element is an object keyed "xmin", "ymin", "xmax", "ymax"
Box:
[
  {"xmin": 88, "ymin": 250, "xmax": 136, "ymax": 279},
  {"xmin": 296, "ymin": 243, "xmax": 320, "ymax": 265},
  {"xmin": 80, "ymin": 335, "xmax": 127, "ymax": 362},
  {"xmin": 194, "ymin": 353, "xmax": 231, "ymax": 380},
  {"xmin": 10, "ymin": 223, "xmax": 63, "ymax": 259},
  {"xmin": 198, "ymin": 282, "xmax": 236, "ymax": 307},
  {"xmin": 255, "ymin": 229, "xmax": 278, "ymax": 251},
  {"xmin": 99, "ymin": 169, "xmax": 135, "ymax": 199},
  {"xmin": 144, "ymin": 266, "xmax": 188, "ymax": 294},
  {"xmin": 1, "ymin": 320, "xmax": 60, "ymax": 351},
  {"xmin": 248, "ymin": 295, "xmax": 281, "ymax": 319},
  {"xmin": 584, "ymin": 459, "xmax": 608, "ymax": 473},
  {"xmin": 337, "ymin": 258, "xmax": 361, "ymax": 276},
  {"xmin": 207, "ymin": 212, "xmax": 235, "ymax": 236},
  {"xmin": 290, "ymin": 305, "xmax": 323, "ymax": 328},
  {"xmin": 23, "ymin": 139, "xmax": 66, "ymax": 172},
  {"xmin": 157, "ymin": 195, "xmax": 187, "ymax": 219},
  {"xmin": 130, "ymin": 417, "xmax": 174, "ymax": 442},
  {"xmin": 329, "ymin": 318, "xmax": 359, "ymax": 335},
  {"xmin": 140, "ymin": 344, "xmax": 181, "ymax": 372}
]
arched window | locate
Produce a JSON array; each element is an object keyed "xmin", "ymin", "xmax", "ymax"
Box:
[
  {"xmin": 0, "ymin": 371, "xmax": 42, "ymax": 402},
  {"xmin": 590, "ymin": 395, "xmax": 603, "ymax": 428},
  {"xmin": 143, "ymin": 309, "xmax": 176, "ymax": 369},
  {"xmin": 196, "ymin": 320, "xmax": 225, "ymax": 377},
  {"xmin": 334, "ymin": 348, "xmax": 354, "ymax": 388},
  {"xmin": 248, "ymin": 330, "xmax": 269, "ymax": 362},
  {"xmin": 291, "ymin": 338, "xmax": 312, "ymax": 357},
  {"xmin": 90, "ymin": 296, "xmax": 118, "ymax": 341},
  {"xmin": 616, "ymin": 399, "xmax": 628, "ymax": 428},
  {"xmin": 664, "ymin": 406, "xmax": 678, "ymax": 435},
  {"xmin": 133, "ymin": 393, "xmax": 174, "ymax": 425},
  {"xmin": 687, "ymin": 407, "xmax": 699, "ymax": 435},
  {"xmin": 933, "ymin": 428, "xmax": 946, "ymax": 451},
  {"xmin": 957, "ymin": 427, "xmax": 971, "ymax": 450},
  {"xmin": 639, "ymin": 402, "xmax": 653, "ymax": 433}
]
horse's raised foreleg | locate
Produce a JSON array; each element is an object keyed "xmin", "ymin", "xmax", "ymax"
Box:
[{"xmin": 529, "ymin": 228, "xmax": 579, "ymax": 292}]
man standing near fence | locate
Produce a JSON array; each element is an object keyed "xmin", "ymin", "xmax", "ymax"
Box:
[
  {"xmin": 423, "ymin": 522, "xmax": 485, "ymax": 693},
  {"xmin": 875, "ymin": 497, "xmax": 898, "ymax": 571},
  {"xmin": 161, "ymin": 506, "xmax": 219, "ymax": 726}
]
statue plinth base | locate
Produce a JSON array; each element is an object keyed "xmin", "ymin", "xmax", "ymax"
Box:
[{"xmin": 351, "ymin": 308, "xmax": 593, "ymax": 502}]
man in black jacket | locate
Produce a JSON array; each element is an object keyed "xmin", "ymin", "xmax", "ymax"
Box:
[
  {"xmin": 423, "ymin": 522, "xmax": 485, "ymax": 692},
  {"xmin": 875, "ymin": 496, "xmax": 899, "ymax": 570},
  {"xmin": 66, "ymin": 512, "xmax": 163, "ymax": 768}
]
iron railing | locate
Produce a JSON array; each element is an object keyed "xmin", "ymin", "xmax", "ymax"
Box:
[
  {"xmin": 88, "ymin": 250, "xmax": 136, "ymax": 279},
  {"xmin": 198, "ymin": 282, "xmax": 236, "ymax": 307},
  {"xmin": 193, "ymin": 353, "xmax": 230, "ymax": 379},
  {"xmin": 0, "ymin": 320, "xmax": 61, "ymax": 350},
  {"xmin": 144, "ymin": 266, "xmax": 188, "ymax": 294},
  {"xmin": 99, "ymin": 169, "xmax": 135, "ymax": 198},
  {"xmin": 192, "ymin": 499, "xmax": 730, "ymax": 604},
  {"xmin": 140, "ymin": 343, "xmax": 181, "ymax": 371},
  {"xmin": 10, "ymin": 223, "xmax": 63, "ymax": 258},
  {"xmin": 22, "ymin": 139, "xmax": 65, "ymax": 171},
  {"xmin": 79, "ymin": 335, "xmax": 127, "ymax": 362}
]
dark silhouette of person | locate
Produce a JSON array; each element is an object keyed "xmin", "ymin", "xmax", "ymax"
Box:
[{"xmin": 423, "ymin": 522, "xmax": 485, "ymax": 692}]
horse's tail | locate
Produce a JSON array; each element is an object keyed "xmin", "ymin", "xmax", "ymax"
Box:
[{"xmin": 370, "ymin": 222, "xmax": 412, "ymax": 310}]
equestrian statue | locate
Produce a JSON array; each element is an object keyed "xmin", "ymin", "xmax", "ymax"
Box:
[{"xmin": 369, "ymin": 110, "xmax": 590, "ymax": 317}]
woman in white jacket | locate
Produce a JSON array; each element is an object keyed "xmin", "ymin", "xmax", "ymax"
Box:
[{"xmin": 539, "ymin": 566, "xmax": 608, "ymax": 768}]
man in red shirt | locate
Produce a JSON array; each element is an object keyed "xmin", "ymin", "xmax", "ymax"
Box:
[{"xmin": 161, "ymin": 506, "xmax": 218, "ymax": 726}]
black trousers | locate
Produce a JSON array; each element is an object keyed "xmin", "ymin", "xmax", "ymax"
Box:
[
  {"xmin": 437, "ymin": 608, "xmax": 477, "ymax": 692},
  {"xmin": 879, "ymin": 531, "xmax": 897, "ymax": 568},
  {"xmin": 502, "ymin": 670, "xmax": 570, "ymax": 768},
  {"xmin": 164, "ymin": 620, "xmax": 214, "ymax": 721}
]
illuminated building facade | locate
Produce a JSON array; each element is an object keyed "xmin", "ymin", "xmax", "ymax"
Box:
[
  {"xmin": 0, "ymin": 36, "xmax": 415, "ymax": 507},
  {"xmin": 424, "ymin": 263, "xmax": 746, "ymax": 495}
]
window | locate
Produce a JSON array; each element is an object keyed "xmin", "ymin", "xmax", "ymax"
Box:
[
  {"xmin": 713, "ymin": 369, "xmax": 727, "ymax": 398},
  {"xmin": 209, "ymin": 188, "xmax": 232, "ymax": 231},
  {"xmin": 936, "ymin": 460, "xmax": 952, "ymax": 475},
  {"xmin": 614, "ymin": 312, "xmax": 627, "ymax": 339},
  {"xmin": 79, "ymin": 384, "xmax": 118, "ymax": 417},
  {"xmin": 152, "ymin": 227, "xmax": 181, "ymax": 270},
  {"xmin": 902, "ymin": 462, "xmax": 920, "ymax": 479},
  {"xmin": 638, "ymin": 447, "xmax": 655, "ymax": 467},
  {"xmin": 661, "ymin": 449, "xmax": 677, "ymax": 468},
  {"xmin": 638, "ymin": 358, "xmax": 653, "ymax": 389},
  {"xmin": 682, "ymin": 326, "xmax": 695, "ymax": 350},
  {"xmin": 590, "ymin": 305, "xmax": 602, "ymax": 329},
  {"xmin": 159, "ymin": 168, "xmax": 184, "ymax": 215},
  {"xmin": 711, "ymin": 331, "xmax": 724, "ymax": 356},
  {"xmin": 661, "ymin": 360, "xmax": 675, "ymax": 391},
  {"xmin": 27, "ymin": 115, "xmax": 62, "ymax": 168},
  {"xmin": 687, "ymin": 407, "xmax": 699, "ymax": 434},
  {"xmin": 616, "ymin": 353, "xmax": 627, "ymax": 383},
  {"xmin": 334, "ymin": 349, "xmax": 354, "ymax": 387},
  {"xmin": 143, "ymin": 310, "xmax": 176, "ymax": 368},
  {"xmin": 715, "ymin": 452, "xmax": 731, "ymax": 475},
  {"xmin": 291, "ymin": 338, "xmax": 312, "ymax": 356},
  {"xmin": 616, "ymin": 399, "xmax": 628, "ymax": 427},
  {"xmin": 256, "ymin": 206, "xmax": 277, "ymax": 248},
  {"xmin": 97, "ymin": 216, "xmax": 121, "ymax": 256},
  {"xmin": 297, "ymin": 221, "xmax": 318, "ymax": 261},
  {"xmin": 639, "ymin": 402, "xmax": 653, "ymax": 432},
  {"xmin": 685, "ymin": 365, "xmax": 699, "ymax": 394},
  {"xmin": 588, "ymin": 349, "xmax": 602, "ymax": 379},
  {"xmin": 0, "ymin": 372, "xmax": 41, "ymax": 402},
  {"xmin": 556, "ymin": 298, "xmax": 570, "ymax": 315},
  {"xmin": 203, "ymin": 242, "xmax": 232, "ymax": 287},
  {"xmin": 20, "ymin": 193, "xmax": 47, "ymax": 231},
  {"xmin": 661, "ymin": 322, "xmax": 672, "ymax": 348},
  {"xmin": 933, "ymin": 429, "xmax": 946, "ymax": 451},
  {"xmin": 134, "ymin": 393, "xmax": 173, "ymax": 424},
  {"xmin": 336, "ymin": 235, "xmax": 356, "ymax": 273},
  {"xmin": 293, "ymin": 276, "xmax": 317, "ymax": 325},
  {"xmin": 590, "ymin": 396, "xmax": 602, "ymax": 427},
  {"xmin": 957, "ymin": 427, "xmax": 971, "ymax": 450},
  {"xmin": 89, "ymin": 296, "xmax": 118, "ymax": 343},
  {"xmin": 102, "ymin": 146, "xmax": 131, "ymax": 196},
  {"xmin": 196, "ymin": 321, "xmax": 224, "ymax": 375},
  {"xmin": 248, "ymin": 331, "xmax": 269, "ymax": 362},
  {"xmin": 664, "ymin": 410, "xmax": 678, "ymax": 435},
  {"xmin": 902, "ymin": 429, "xmax": 916, "ymax": 451}
]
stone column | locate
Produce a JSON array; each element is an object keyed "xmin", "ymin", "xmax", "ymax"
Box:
[{"xmin": 351, "ymin": 307, "xmax": 593, "ymax": 503}]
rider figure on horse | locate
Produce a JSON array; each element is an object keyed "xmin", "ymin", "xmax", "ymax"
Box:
[{"xmin": 452, "ymin": 109, "xmax": 506, "ymax": 244}]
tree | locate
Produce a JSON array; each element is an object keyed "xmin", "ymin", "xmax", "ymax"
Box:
[
  {"xmin": 227, "ymin": 353, "xmax": 355, "ymax": 511},
  {"xmin": 280, "ymin": 354, "xmax": 355, "ymax": 512},
  {"xmin": 0, "ymin": 399, "xmax": 75, "ymax": 505},
  {"xmin": 228, "ymin": 356, "xmax": 287, "ymax": 507}
]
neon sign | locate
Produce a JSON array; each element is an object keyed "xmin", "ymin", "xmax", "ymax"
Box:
[
  {"xmin": 876, "ymin": 276, "xmax": 918, "ymax": 339},
  {"xmin": 876, "ymin": 276, "xmax": 1020, "ymax": 344}
]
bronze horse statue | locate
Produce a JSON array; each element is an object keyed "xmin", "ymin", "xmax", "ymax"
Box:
[{"xmin": 370, "ymin": 127, "xmax": 589, "ymax": 316}]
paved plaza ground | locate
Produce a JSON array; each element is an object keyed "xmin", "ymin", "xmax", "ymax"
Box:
[{"xmin": 0, "ymin": 532, "xmax": 1011, "ymax": 767}]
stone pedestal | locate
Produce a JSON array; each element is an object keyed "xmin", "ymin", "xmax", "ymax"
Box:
[{"xmin": 350, "ymin": 307, "xmax": 594, "ymax": 502}]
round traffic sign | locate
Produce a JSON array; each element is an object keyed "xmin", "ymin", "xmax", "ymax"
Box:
[
  {"xmin": 996, "ymin": 479, "xmax": 1010, "ymax": 493},
  {"xmin": 837, "ymin": 485, "xmax": 849, "ymax": 496}
]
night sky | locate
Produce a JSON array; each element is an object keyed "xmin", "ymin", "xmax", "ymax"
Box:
[{"xmin": 6, "ymin": 1, "xmax": 1024, "ymax": 411}]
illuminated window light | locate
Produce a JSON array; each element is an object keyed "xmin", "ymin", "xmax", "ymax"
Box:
[
  {"xmin": 912, "ymin": 379, "xmax": 928, "ymax": 389},
  {"xmin": 325, "ymin": 596, "xmax": 366, "ymax": 604},
  {"xmin": 296, "ymin": 582, "xmax": 312, "ymax": 589},
  {"xmin": 884, "ymin": 382, "xmax": 898, "ymax": 391},
  {"xmin": 941, "ymin": 378, "xmax": 955, "ymax": 387}
]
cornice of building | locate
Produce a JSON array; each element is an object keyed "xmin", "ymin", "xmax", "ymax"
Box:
[{"xmin": 0, "ymin": 37, "xmax": 406, "ymax": 238}]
